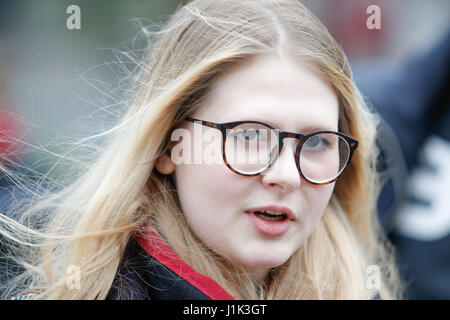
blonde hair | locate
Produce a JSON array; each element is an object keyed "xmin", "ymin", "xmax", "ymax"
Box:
[{"xmin": 0, "ymin": 0, "xmax": 403, "ymax": 299}]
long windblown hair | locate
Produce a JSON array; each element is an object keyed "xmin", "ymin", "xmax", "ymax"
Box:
[{"xmin": 0, "ymin": 0, "xmax": 403, "ymax": 299}]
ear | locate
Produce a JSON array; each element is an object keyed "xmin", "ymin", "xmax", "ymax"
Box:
[{"xmin": 155, "ymin": 150, "xmax": 175, "ymax": 175}]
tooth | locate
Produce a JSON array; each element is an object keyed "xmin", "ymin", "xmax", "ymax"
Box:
[{"xmin": 262, "ymin": 209, "xmax": 284, "ymax": 216}]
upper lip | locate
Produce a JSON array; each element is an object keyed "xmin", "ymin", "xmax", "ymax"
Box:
[{"xmin": 245, "ymin": 205, "xmax": 296, "ymax": 221}]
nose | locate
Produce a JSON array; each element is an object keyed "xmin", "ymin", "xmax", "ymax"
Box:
[{"xmin": 261, "ymin": 138, "xmax": 301, "ymax": 192}]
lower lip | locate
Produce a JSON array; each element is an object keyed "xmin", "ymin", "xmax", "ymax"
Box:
[{"xmin": 248, "ymin": 212, "xmax": 293, "ymax": 236}]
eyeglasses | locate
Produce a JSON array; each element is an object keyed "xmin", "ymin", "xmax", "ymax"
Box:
[{"xmin": 184, "ymin": 117, "xmax": 358, "ymax": 185}]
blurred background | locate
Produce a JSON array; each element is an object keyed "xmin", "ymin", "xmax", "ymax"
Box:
[{"xmin": 0, "ymin": 0, "xmax": 448, "ymax": 299}]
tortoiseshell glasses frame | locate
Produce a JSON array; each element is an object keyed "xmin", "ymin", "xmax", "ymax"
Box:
[{"xmin": 184, "ymin": 117, "xmax": 358, "ymax": 185}]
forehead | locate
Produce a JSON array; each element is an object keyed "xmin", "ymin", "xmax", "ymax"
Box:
[{"xmin": 197, "ymin": 54, "xmax": 339, "ymax": 132}]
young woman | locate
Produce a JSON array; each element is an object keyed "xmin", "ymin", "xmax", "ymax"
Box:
[{"xmin": 1, "ymin": 0, "xmax": 402, "ymax": 299}]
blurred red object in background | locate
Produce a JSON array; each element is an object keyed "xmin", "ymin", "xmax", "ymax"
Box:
[{"xmin": 0, "ymin": 104, "xmax": 22, "ymax": 165}]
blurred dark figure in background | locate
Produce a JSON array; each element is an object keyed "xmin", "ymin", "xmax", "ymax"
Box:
[
  {"xmin": 0, "ymin": 0, "xmax": 27, "ymax": 288},
  {"xmin": 0, "ymin": 100, "xmax": 25, "ymax": 287},
  {"xmin": 355, "ymin": 30, "xmax": 450, "ymax": 299}
]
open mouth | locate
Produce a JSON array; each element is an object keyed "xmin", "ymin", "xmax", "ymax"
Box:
[
  {"xmin": 252, "ymin": 210, "xmax": 288, "ymax": 222},
  {"xmin": 247, "ymin": 207, "xmax": 293, "ymax": 236}
]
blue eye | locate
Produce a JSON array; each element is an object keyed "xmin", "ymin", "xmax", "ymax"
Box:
[{"xmin": 305, "ymin": 135, "xmax": 331, "ymax": 150}]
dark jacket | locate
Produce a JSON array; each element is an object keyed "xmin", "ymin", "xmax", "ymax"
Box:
[{"xmin": 106, "ymin": 232, "xmax": 235, "ymax": 300}]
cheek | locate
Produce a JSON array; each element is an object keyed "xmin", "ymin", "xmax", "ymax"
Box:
[
  {"xmin": 302, "ymin": 182, "xmax": 335, "ymax": 225},
  {"xmin": 172, "ymin": 162, "xmax": 248, "ymax": 231}
]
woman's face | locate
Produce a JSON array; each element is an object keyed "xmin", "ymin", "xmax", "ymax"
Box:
[{"xmin": 156, "ymin": 54, "xmax": 339, "ymax": 281}]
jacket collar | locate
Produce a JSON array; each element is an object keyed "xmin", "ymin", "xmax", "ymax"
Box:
[{"xmin": 107, "ymin": 230, "xmax": 235, "ymax": 300}]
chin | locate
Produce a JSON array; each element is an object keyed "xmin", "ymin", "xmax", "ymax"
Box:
[
  {"xmin": 237, "ymin": 253, "xmax": 291, "ymax": 273},
  {"xmin": 219, "ymin": 243, "xmax": 297, "ymax": 276}
]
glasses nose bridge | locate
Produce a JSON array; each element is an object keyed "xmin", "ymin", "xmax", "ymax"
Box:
[{"xmin": 278, "ymin": 131, "xmax": 305, "ymax": 154}]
